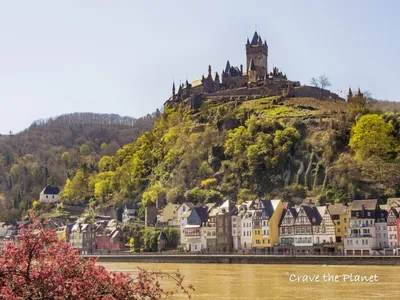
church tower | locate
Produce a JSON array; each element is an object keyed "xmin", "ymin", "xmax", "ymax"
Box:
[{"xmin": 246, "ymin": 31, "xmax": 268, "ymax": 80}]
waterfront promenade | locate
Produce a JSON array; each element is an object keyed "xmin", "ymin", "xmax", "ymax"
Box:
[{"xmin": 85, "ymin": 253, "xmax": 400, "ymax": 265}]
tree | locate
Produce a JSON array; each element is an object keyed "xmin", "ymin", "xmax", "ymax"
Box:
[
  {"xmin": 349, "ymin": 114, "xmax": 397, "ymax": 161},
  {"xmin": 79, "ymin": 144, "xmax": 91, "ymax": 156},
  {"xmin": 0, "ymin": 213, "xmax": 193, "ymax": 299},
  {"xmin": 310, "ymin": 75, "xmax": 331, "ymax": 89},
  {"xmin": 61, "ymin": 151, "xmax": 72, "ymax": 168}
]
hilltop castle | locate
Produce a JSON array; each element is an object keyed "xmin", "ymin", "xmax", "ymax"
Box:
[{"xmin": 165, "ymin": 31, "xmax": 342, "ymax": 110}]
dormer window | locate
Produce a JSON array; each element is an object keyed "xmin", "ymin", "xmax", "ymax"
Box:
[{"xmin": 367, "ymin": 212, "xmax": 371, "ymax": 217}]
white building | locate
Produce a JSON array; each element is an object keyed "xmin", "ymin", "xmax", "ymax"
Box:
[
  {"xmin": 39, "ymin": 185, "xmax": 60, "ymax": 203},
  {"xmin": 376, "ymin": 221, "xmax": 389, "ymax": 250},
  {"xmin": 180, "ymin": 210, "xmax": 191, "ymax": 246},
  {"xmin": 279, "ymin": 207, "xmax": 297, "ymax": 245},
  {"xmin": 344, "ymin": 199, "xmax": 378, "ymax": 256},
  {"xmin": 232, "ymin": 201, "xmax": 254, "ymax": 251},
  {"xmin": 122, "ymin": 203, "xmax": 138, "ymax": 224},
  {"xmin": 313, "ymin": 206, "xmax": 335, "ymax": 245},
  {"xmin": 241, "ymin": 209, "xmax": 254, "ymax": 250},
  {"xmin": 387, "ymin": 207, "xmax": 400, "ymax": 253}
]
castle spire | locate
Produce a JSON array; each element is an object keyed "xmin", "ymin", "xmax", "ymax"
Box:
[
  {"xmin": 357, "ymin": 87, "xmax": 362, "ymax": 95},
  {"xmin": 208, "ymin": 65, "xmax": 212, "ymax": 77},
  {"xmin": 246, "ymin": 38, "xmax": 250, "ymax": 45},
  {"xmin": 348, "ymin": 87, "xmax": 353, "ymax": 98},
  {"xmin": 251, "ymin": 31, "xmax": 259, "ymax": 45},
  {"xmin": 225, "ymin": 60, "xmax": 231, "ymax": 73},
  {"xmin": 172, "ymin": 82, "xmax": 175, "ymax": 96}
]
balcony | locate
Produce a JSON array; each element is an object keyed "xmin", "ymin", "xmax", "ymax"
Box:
[{"xmin": 347, "ymin": 234, "xmax": 372, "ymax": 238}]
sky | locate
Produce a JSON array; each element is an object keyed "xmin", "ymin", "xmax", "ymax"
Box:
[{"xmin": 0, "ymin": 0, "xmax": 399, "ymax": 134}]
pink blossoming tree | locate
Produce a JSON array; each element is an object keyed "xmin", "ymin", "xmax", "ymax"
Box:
[{"xmin": 0, "ymin": 213, "xmax": 194, "ymax": 299}]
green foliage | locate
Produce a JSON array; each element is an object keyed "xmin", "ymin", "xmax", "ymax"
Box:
[
  {"xmin": 61, "ymin": 152, "xmax": 72, "ymax": 168},
  {"xmin": 79, "ymin": 144, "xmax": 91, "ymax": 156},
  {"xmin": 142, "ymin": 182, "xmax": 166, "ymax": 207},
  {"xmin": 349, "ymin": 114, "xmax": 397, "ymax": 161}
]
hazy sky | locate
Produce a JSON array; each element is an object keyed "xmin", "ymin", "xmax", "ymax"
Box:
[{"xmin": 0, "ymin": 0, "xmax": 399, "ymax": 134}]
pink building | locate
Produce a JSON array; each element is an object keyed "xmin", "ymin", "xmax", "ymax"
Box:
[
  {"xmin": 95, "ymin": 228, "xmax": 125, "ymax": 254},
  {"xmin": 397, "ymin": 219, "xmax": 400, "ymax": 254}
]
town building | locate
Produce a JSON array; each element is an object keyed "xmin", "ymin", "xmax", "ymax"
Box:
[
  {"xmin": 327, "ymin": 203, "xmax": 351, "ymax": 245},
  {"xmin": 344, "ymin": 199, "xmax": 379, "ymax": 256},
  {"xmin": 232, "ymin": 200, "xmax": 255, "ymax": 251},
  {"xmin": 202, "ymin": 207, "xmax": 217, "ymax": 253},
  {"xmin": 279, "ymin": 207, "xmax": 298, "ymax": 247},
  {"xmin": 70, "ymin": 222, "xmax": 95, "ymax": 254},
  {"xmin": 387, "ymin": 206, "xmax": 400, "ymax": 254},
  {"xmin": 375, "ymin": 209, "xmax": 388, "ymax": 252},
  {"xmin": 313, "ymin": 206, "xmax": 335, "ymax": 252},
  {"xmin": 252, "ymin": 199, "xmax": 284, "ymax": 253},
  {"xmin": 241, "ymin": 208, "xmax": 254, "ymax": 251},
  {"xmin": 94, "ymin": 220, "xmax": 125, "ymax": 254},
  {"xmin": 156, "ymin": 202, "xmax": 180, "ymax": 228},
  {"xmin": 39, "ymin": 185, "xmax": 60, "ymax": 203},
  {"xmin": 184, "ymin": 206, "xmax": 209, "ymax": 252},
  {"xmin": 215, "ymin": 200, "xmax": 234, "ymax": 253},
  {"xmin": 122, "ymin": 203, "xmax": 139, "ymax": 224}
]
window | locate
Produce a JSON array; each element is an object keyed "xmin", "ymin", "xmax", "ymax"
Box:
[
  {"xmin": 367, "ymin": 212, "xmax": 371, "ymax": 217},
  {"xmin": 263, "ymin": 230, "xmax": 266, "ymax": 235}
]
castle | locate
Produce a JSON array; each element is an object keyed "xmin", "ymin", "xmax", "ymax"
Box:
[{"xmin": 165, "ymin": 31, "xmax": 342, "ymax": 110}]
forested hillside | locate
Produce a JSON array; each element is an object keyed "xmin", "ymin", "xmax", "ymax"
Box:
[
  {"xmin": 0, "ymin": 112, "xmax": 158, "ymax": 222},
  {"xmin": 58, "ymin": 96, "xmax": 400, "ymax": 215}
]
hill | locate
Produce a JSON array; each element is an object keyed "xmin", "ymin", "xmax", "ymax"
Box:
[
  {"xmin": 53, "ymin": 95, "xmax": 400, "ymax": 218},
  {"xmin": 0, "ymin": 112, "xmax": 158, "ymax": 222}
]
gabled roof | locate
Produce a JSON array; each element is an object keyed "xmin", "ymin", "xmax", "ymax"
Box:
[
  {"xmin": 218, "ymin": 199, "xmax": 235, "ymax": 214},
  {"xmin": 279, "ymin": 208, "xmax": 297, "ymax": 226},
  {"xmin": 352, "ymin": 199, "xmax": 378, "ymax": 211},
  {"xmin": 327, "ymin": 203, "xmax": 347, "ymax": 216},
  {"xmin": 158, "ymin": 231, "xmax": 167, "ymax": 241},
  {"xmin": 302, "ymin": 206, "xmax": 322, "ymax": 225},
  {"xmin": 259, "ymin": 200, "xmax": 274, "ymax": 218},
  {"xmin": 41, "ymin": 185, "xmax": 60, "ymax": 195},
  {"xmin": 387, "ymin": 198, "xmax": 400, "ymax": 208},
  {"xmin": 389, "ymin": 207, "xmax": 400, "ymax": 217},
  {"xmin": 192, "ymin": 207, "xmax": 209, "ymax": 223}
]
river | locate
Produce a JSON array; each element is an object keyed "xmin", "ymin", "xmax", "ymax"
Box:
[{"xmin": 101, "ymin": 262, "xmax": 399, "ymax": 299}]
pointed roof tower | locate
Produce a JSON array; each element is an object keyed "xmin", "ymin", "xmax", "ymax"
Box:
[
  {"xmin": 172, "ymin": 82, "xmax": 175, "ymax": 96},
  {"xmin": 225, "ymin": 60, "xmax": 231, "ymax": 73},
  {"xmin": 348, "ymin": 87, "xmax": 353, "ymax": 98},
  {"xmin": 251, "ymin": 31, "xmax": 259, "ymax": 45}
]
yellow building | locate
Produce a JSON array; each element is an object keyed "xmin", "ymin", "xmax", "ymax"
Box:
[
  {"xmin": 158, "ymin": 203, "xmax": 180, "ymax": 226},
  {"xmin": 327, "ymin": 203, "xmax": 351, "ymax": 246},
  {"xmin": 252, "ymin": 199, "xmax": 284, "ymax": 252}
]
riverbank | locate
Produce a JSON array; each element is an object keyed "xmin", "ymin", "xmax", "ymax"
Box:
[{"xmin": 85, "ymin": 254, "xmax": 400, "ymax": 266}]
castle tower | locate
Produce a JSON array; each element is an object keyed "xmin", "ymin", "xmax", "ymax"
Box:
[
  {"xmin": 246, "ymin": 31, "xmax": 268, "ymax": 79},
  {"xmin": 347, "ymin": 87, "xmax": 353, "ymax": 101},
  {"xmin": 172, "ymin": 82, "xmax": 176, "ymax": 100}
]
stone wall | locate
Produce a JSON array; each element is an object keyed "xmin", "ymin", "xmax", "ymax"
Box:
[{"xmin": 90, "ymin": 254, "xmax": 400, "ymax": 266}]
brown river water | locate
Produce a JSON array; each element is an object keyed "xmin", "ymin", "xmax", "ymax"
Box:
[{"xmin": 101, "ymin": 262, "xmax": 400, "ymax": 299}]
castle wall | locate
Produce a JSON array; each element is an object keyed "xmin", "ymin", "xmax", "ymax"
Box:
[{"xmin": 288, "ymin": 86, "xmax": 342, "ymax": 100}]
